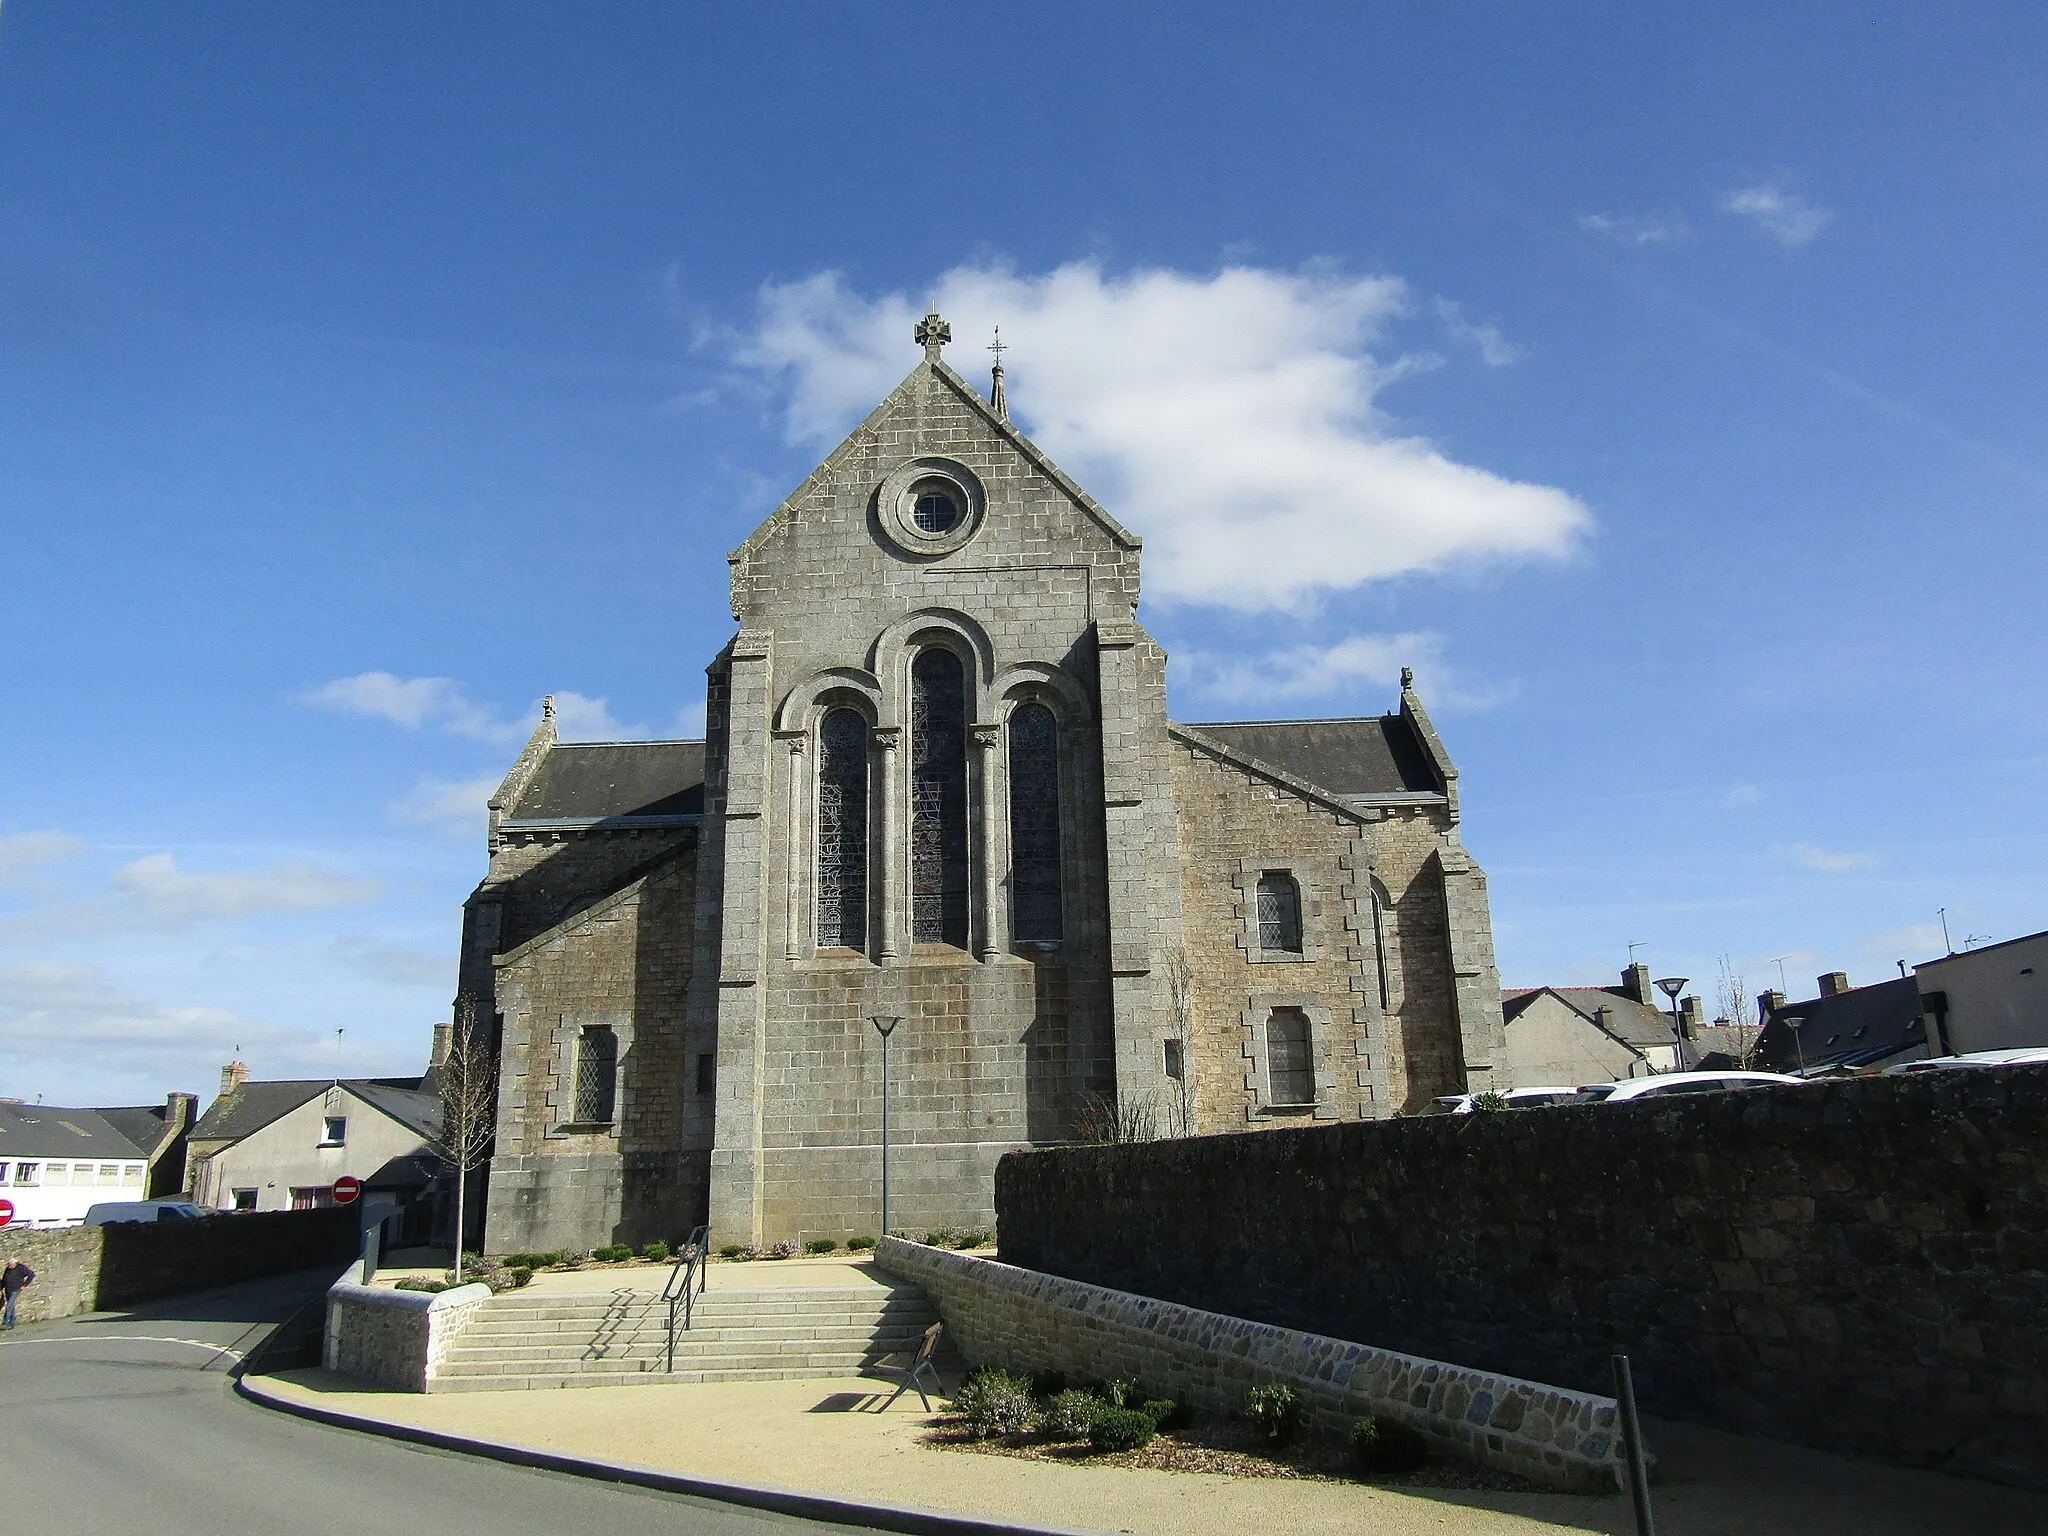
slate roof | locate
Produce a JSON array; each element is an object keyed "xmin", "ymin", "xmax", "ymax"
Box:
[
  {"xmin": 1174, "ymin": 716, "xmax": 1441, "ymax": 799},
  {"xmin": 1756, "ymin": 976, "xmax": 1926, "ymax": 1073},
  {"xmin": 190, "ymin": 1078, "xmax": 437, "ymax": 1145},
  {"xmin": 94, "ymin": 1104, "xmax": 180, "ymax": 1159},
  {"xmin": 504, "ymin": 740, "xmax": 705, "ymax": 823},
  {"xmin": 0, "ymin": 1103, "xmax": 151, "ymax": 1161},
  {"xmin": 1502, "ymin": 987, "xmax": 1684, "ymax": 1050}
]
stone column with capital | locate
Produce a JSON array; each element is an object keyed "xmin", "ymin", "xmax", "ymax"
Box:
[
  {"xmin": 874, "ymin": 726, "xmax": 901, "ymax": 959},
  {"xmin": 972, "ymin": 723, "xmax": 1002, "ymax": 960}
]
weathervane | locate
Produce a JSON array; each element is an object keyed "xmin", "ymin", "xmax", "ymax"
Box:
[{"xmin": 988, "ymin": 327, "xmax": 1009, "ymax": 420}]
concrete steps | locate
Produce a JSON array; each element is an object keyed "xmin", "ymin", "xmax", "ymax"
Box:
[{"xmin": 431, "ymin": 1281, "xmax": 955, "ymax": 1394}]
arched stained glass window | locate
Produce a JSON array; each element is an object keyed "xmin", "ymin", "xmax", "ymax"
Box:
[
  {"xmin": 1256, "ymin": 872, "xmax": 1303, "ymax": 953},
  {"xmin": 816, "ymin": 708, "xmax": 870, "ymax": 949},
  {"xmin": 910, "ymin": 649, "xmax": 969, "ymax": 947},
  {"xmin": 1007, "ymin": 703, "xmax": 1062, "ymax": 942}
]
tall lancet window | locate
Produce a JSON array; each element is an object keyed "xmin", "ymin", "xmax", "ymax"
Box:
[
  {"xmin": 910, "ymin": 648, "xmax": 970, "ymax": 946},
  {"xmin": 1007, "ymin": 703, "xmax": 1062, "ymax": 942},
  {"xmin": 816, "ymin": 708, "xmax": 870, "ymax": 949}
]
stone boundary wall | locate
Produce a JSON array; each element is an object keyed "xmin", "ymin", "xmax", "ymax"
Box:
[
  {"xmin": 324, "ymin": 1260, "xmax": 493, "ymax": 1392},
  {"xmin": 0, "ymin": 1209, "xmax": 359, "ymax": 1323},
  {"xmin": 994, "ymin": 1068, "xmax": 2048, "ymax": 1490},
  {"xmin": 875, "ymin": 1237, "xmax": 1630, "ymax": 1492}
]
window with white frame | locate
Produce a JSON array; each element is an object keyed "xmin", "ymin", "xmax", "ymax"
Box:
[
  {"xmin": 320, "ymin": 1116, "xmax": 347, "ymax": 1147},
  {"xmin": 13, "ymin": 1163, "xmax": 36, "ymax": 1186}
]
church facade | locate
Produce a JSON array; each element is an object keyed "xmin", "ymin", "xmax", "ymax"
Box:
[{"xmin": 460, "ymin": 314, "xmax": 1507, "ymax": 1254}]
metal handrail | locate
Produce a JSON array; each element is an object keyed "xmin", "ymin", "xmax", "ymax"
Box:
[{"xmin": 662, "ymin": 1223, "xmax": 710, "ymax": 1373}]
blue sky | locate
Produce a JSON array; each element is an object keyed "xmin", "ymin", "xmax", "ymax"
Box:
[{"xmin": 3, "ymin": 3, "xmax": 2044, "ymax": 1105}]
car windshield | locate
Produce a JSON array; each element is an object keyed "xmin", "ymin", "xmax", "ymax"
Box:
[
  {"xmin": 1573, "ymin": 1085, "xmax": 1617, "ymax": 1102},
  {"xmin": 1420, "ymin": 1098, "xmax": 1465, "ymax": 1116}
]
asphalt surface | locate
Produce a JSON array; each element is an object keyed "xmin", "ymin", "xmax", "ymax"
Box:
[{"xmin": 0, "ymin": 1269, "xmax": 865, "ymax": 1536}]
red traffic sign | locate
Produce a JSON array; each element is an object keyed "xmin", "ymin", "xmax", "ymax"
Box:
[
  {"xmin": 332, "ymin": 1176, "xmax": 362, "ymax": 1205},
  {"xmin": 0, "ymin": 1197, "xmax": 13, "ymax": 1227}
]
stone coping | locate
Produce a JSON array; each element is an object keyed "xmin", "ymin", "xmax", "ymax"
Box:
[
  {"xmin": 877, "ymin": 1237, "xmax": 1634, "ymax": 1493},
  {"xmin": 329, "ymin": 1259, "xmax": 492, "ymax": 1312}
]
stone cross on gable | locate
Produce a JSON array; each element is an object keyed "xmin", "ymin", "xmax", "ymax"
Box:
[{"xmin": 914, "ymin": 309, "xmax": 952, "ymax": 360}]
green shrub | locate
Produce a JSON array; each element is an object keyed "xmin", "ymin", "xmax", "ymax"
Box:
[
  {"xmin": 1088, "ymin": 1407, "xmax": 1156, "ymax": 1453},
  {"xmin": 1029, "ymin": 1368, "xmax": 1068, "ymax": 1398},
  {"xmin": 719, "ymin": 1244, "xmax": 749, "ymax": 1259},
  {"xmin": 952, "ymin": 1368, "xmax": 1034, "ymax": 1439},
  {"xmin": 1098, "ymin": 1377, "xmax": 1144, "ymax": 1409},
  {"xmin": 768, "ymin": 1238, "xmax": 799, "ymax": 1259},
  {"xmin": 1352, "ymin": 1415, "xmax": 1429, "ymax": 1474},
  {"xmin": 805, "ymin": 1238, "xmax": 838, "ymax": 1255},
  {"xmin": 952, "ymin": 1228, "xmax": 991, "ymax": 1250},
  {"xmin": 1245, "ymin": 1384, "xmax": 1299, "ymax": 1443},
  {"xmin": 922, "ymin": 1227, "xmax": 956, "ymax": 1248},
  {"xmin": 846, "ymin": 1235, "xmax": 876, "ymax": 1251},
  {"xmin": 593, "ymin": 1243, "xmax": 633, "ymax": 1263},
  {"xmin": 1138, "ymin": 1399, "xmax": 1181, "ymax": 1430},
  {"xmin": 640, "ymin": 1240, "xmax": 670, "ymax": 1263},
  {"xmin": 394, "ymin": 1277, "xmax": 451, "ymax": 1293},
  {"xmin": 504, "ymin": 1265, "xmax": 533, "ymax": 1289},
  {"xmin": 1471, "ymin": 1090, "xmax": 1509, "ymax": 1113},
  {"xmin": 1040, "ymin": 1388, "xmax": 1103, "ymax": 1440}
]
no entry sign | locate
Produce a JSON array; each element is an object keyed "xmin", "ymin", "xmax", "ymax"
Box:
[
  {"xmin": 332, "ymin": 1176, "xmax": 362, "ymax": 1205},
  {"xmin": 0, "ymin": 1197, "xmax": 13, "ymax": 1227}
]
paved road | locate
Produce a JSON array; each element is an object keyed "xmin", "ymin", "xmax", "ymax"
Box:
[{"xmin": 0, "ymin": 1270, "xmax": 862, "ymax": 1536}]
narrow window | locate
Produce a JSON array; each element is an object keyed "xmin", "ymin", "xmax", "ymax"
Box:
[
  {"xmin": 574, "ymin": 1025, "xmax": 618, "ymax": 1123},
  {"xmin": 695, "ymin": 1052, "xmax": 716, "ymax": 1097},
  {"xmin": 14, "ymin": 1163, "xmax": 36, "ymax": 1186},
  {"xmin": 1162, "ymin": 1038, "xmax": 1184, "ymax": 1081},
  {"xmin": 232, "ymin": 1189, "xmax": 258, "ymax": 1212},
  {"xmin": 1007, "ymin": 703, "xmax": 1062, "ymax": 942},
  {"xmin": 321, "ymin": 1116, "xmax": 347, "ymax": 1146},
  {"xmin": 1267, "ymin": 1008, "xmax": 1315, "ymax": 1105},
  {"xmin": 910, "ymin": 648, "xmax": 969, "ymax": 947},
  {"xmin": 816, "ymin": 708, "xmax": 871, "ymax": 949},
  {"xmin": 1256, "ymin": 873, "xmax": 1303, "ymax": 954}
]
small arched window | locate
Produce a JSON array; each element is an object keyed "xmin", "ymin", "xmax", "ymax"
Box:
[
  {"xmin": 573, "ymin": 1026, "xmax": 618, "ymax": 1123},
  {"xmin": 911, "ymin": 649, "xmax": 969, "ymax": 947},
  {"xmin": 1007, "ymin": 703, "xmax": 1062, "ymax": 942},
  {"xmin": 1256, "ymin": 872, "xmax": 1303, "ymax": 954},
  {"xmin": 1266, "ymin": 1009, "xmax": 1314, "ymax": 1106},
  {"xmin": 816, "ymin": 708, "xmax": 870, "ymax": 949}
]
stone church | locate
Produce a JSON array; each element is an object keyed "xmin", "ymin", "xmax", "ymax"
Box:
[{"xmin": 459, "ymin": 312, "xmax": 1506, "ymax": 1253}]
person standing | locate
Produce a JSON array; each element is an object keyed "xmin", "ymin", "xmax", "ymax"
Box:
[{"xmin": 1, "ymin": 1256, "xmax": 34, "ymax": 1328}]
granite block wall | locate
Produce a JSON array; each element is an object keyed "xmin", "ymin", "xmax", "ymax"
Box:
[{"xmin": 995, "ymin": 1068, "xmax": 2048, "ymax": 1489}]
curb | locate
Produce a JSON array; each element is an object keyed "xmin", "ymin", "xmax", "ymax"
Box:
[{"xmin": 234, "ymin": 1372, "xmax": 1107, "ymax": 1536}]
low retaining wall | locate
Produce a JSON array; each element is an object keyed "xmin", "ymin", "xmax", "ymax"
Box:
[
  {"xmin": 876, "ymin": 1237, "xmax": 1630, "ymax": 1492},
  {"xmin": 324, "ymin": 1261, "xmax": 493, "ymax": 1392},
  {"xmin": 0, "ymin": 1209, "xmax": 359, "ymax": 1323}
]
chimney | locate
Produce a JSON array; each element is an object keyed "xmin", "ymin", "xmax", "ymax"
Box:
[
  {"xmin": 1680, "ymin": 996, "xmax": 1705, "ymax": 1038},
  {"xmin": 431, "ymin": 1023, "xmax": 451, "ymax": 1068},
  {"xmin": 1758, "ymin": 989, "xmax": 1786, "ymax": 1023},
  {"xmin": 1818, "ymin": 971, "xmax": 1851, "ymax": 998},
  {"xmin": 218, "ymin": 1060, "xmax": 250, "ymax": 1096},
  {"xmin": 1621, "ymin": 963, "xmax": 1655, "ymax": 1007},
  {"xmin": 166, "ymin": 1091, "xmax": 199, "ymax": 1130}
]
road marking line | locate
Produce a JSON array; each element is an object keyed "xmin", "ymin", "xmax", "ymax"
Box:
[{"xmin": 0, "ymin": 1334, "xmax": 245, "ymax": 1362}]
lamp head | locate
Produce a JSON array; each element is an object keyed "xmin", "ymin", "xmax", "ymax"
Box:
[
  {"xmin": 868, "ymin": 1014, "xmax": 902, "ymax": 1038},
  {"xmin": 1654, "ymin": 976, "xmax": 1688, "ymax": 1002}
]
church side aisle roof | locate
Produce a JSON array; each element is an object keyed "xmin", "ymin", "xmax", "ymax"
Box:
[
  {"xmin": 504, "ymin": 740, "xmax": 705, "ymax": 824},
  {"xmin": 1175, "ymin": 716, "xmax": 1441, "ymax": 800}
]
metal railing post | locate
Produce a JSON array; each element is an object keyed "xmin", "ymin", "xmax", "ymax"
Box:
[{"xmin": 1612, "ymin": 1354, "xmax": 1657, "ymax": 1536}]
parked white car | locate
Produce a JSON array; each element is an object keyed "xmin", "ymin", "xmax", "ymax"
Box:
[
  {"xmin": 83, "ymin": 1200, "xmax": 210, "ymax": 1225},
  {"xmin": 1575, "ymin": 1070, "xmax": 1805, "ymax": 1103},
  {"xmin": 1883, "ymin": 1047, "xmax": 2048, "ymax": 1075},
  {"xmin": 1418, "ymin": 1086, "xmax": 1583, "ymax": 1115}
]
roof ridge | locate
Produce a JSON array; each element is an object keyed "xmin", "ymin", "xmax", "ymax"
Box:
[{"xmin": 549, "ymin": 738, "xmax": 705, "ymax": 749}]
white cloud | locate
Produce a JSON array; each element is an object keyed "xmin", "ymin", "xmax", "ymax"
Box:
[
  {"xmin": 547, "ymin": 690, "xmax": 639, "ymax": 743},
  {"xmin": 300, "ymin": 672, "xmax": 514, "ymax": 742},
  {"xmin": 1721, "ymin": 784, "xmax": 1764, "ymax": 809},
  {"xmin": 1721, "ymin": 183, "xmax": 1832, "ymax": 248},
  {"xmin": 1175, "ymin": 633, "xmax": 1434, "ymax": 706},
  {"xmin": 332, "ymin": 937, "xmax": 452, "ymax": 989},
  {"xmin": 1434, "ymin": 298, "xmax": 1521, "ymax": 366},
  {"xmin": 671, "ymin": 700, "xmax": 709, "ymax": 738},
  {"xmin": 0, "ymin": 831, "xmax": 85, "ymax": 887},
  {"xmin": 737, "ymin": 261, "xmax": 1591, "ymax": 612},
  {"xmin": 395, "ymin": 775, "xmax": 501, "ymax": 837},
  {"xmin": 1578, "ymin": 212, "xmax": 1690, "ymax": 246},
  {"xmin": 1866, "ymin": 923, "xmax": 1946, "ymax": 965},
  {"xmin": 112, "ymin": 853, "xmax": 383, "ymax": 924},
  {"xmin": 1789, "ymin": 843, "xmax": 1879, "ymax": 873}
]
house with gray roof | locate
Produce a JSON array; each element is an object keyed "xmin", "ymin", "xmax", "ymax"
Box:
[
  {"xmin": 1500, "ymin": 964, "xmax": 1704, "ymax": 1087},
  {"xmin": 0, "ymin": 1104, "xmax": 153, "ymax": 1228},
  {"xmin": 92, "ymin": 1092, "xmax": 199, "ymax": 1198},
  {"xmin": 184, "ymin": 1062, "xmax": 442, "ymax": 1221}
]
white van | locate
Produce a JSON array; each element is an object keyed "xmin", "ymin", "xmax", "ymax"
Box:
[{"xmin": 83, "ymin": 1200, "xmax": 209, "ymax": 1225}]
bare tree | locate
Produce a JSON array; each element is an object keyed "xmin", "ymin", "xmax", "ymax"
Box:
[
  {"xmin": 1163, "ymin": 951, "xmax": 1197, "ymax": 1139},
  {"xmin": 1715, "ymin": 956, "xmax": 1761, "ymax": 1069},
  {"xmin": 428, "ymin": 994, "xmax": 499, "ymax": 1281}
]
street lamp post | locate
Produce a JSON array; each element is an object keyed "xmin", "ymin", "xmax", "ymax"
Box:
[
  {"xmin": 1786, "ymin": 1013, "xmax": 1807, "ymax": 1073},
  {"xmin": 869, "ymin": 1014, "xmax": 903, "ymax": 1238},
  {"xmin": 1655, "ymin": 977, "xmax": 1689, "ymax": 1074}
]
